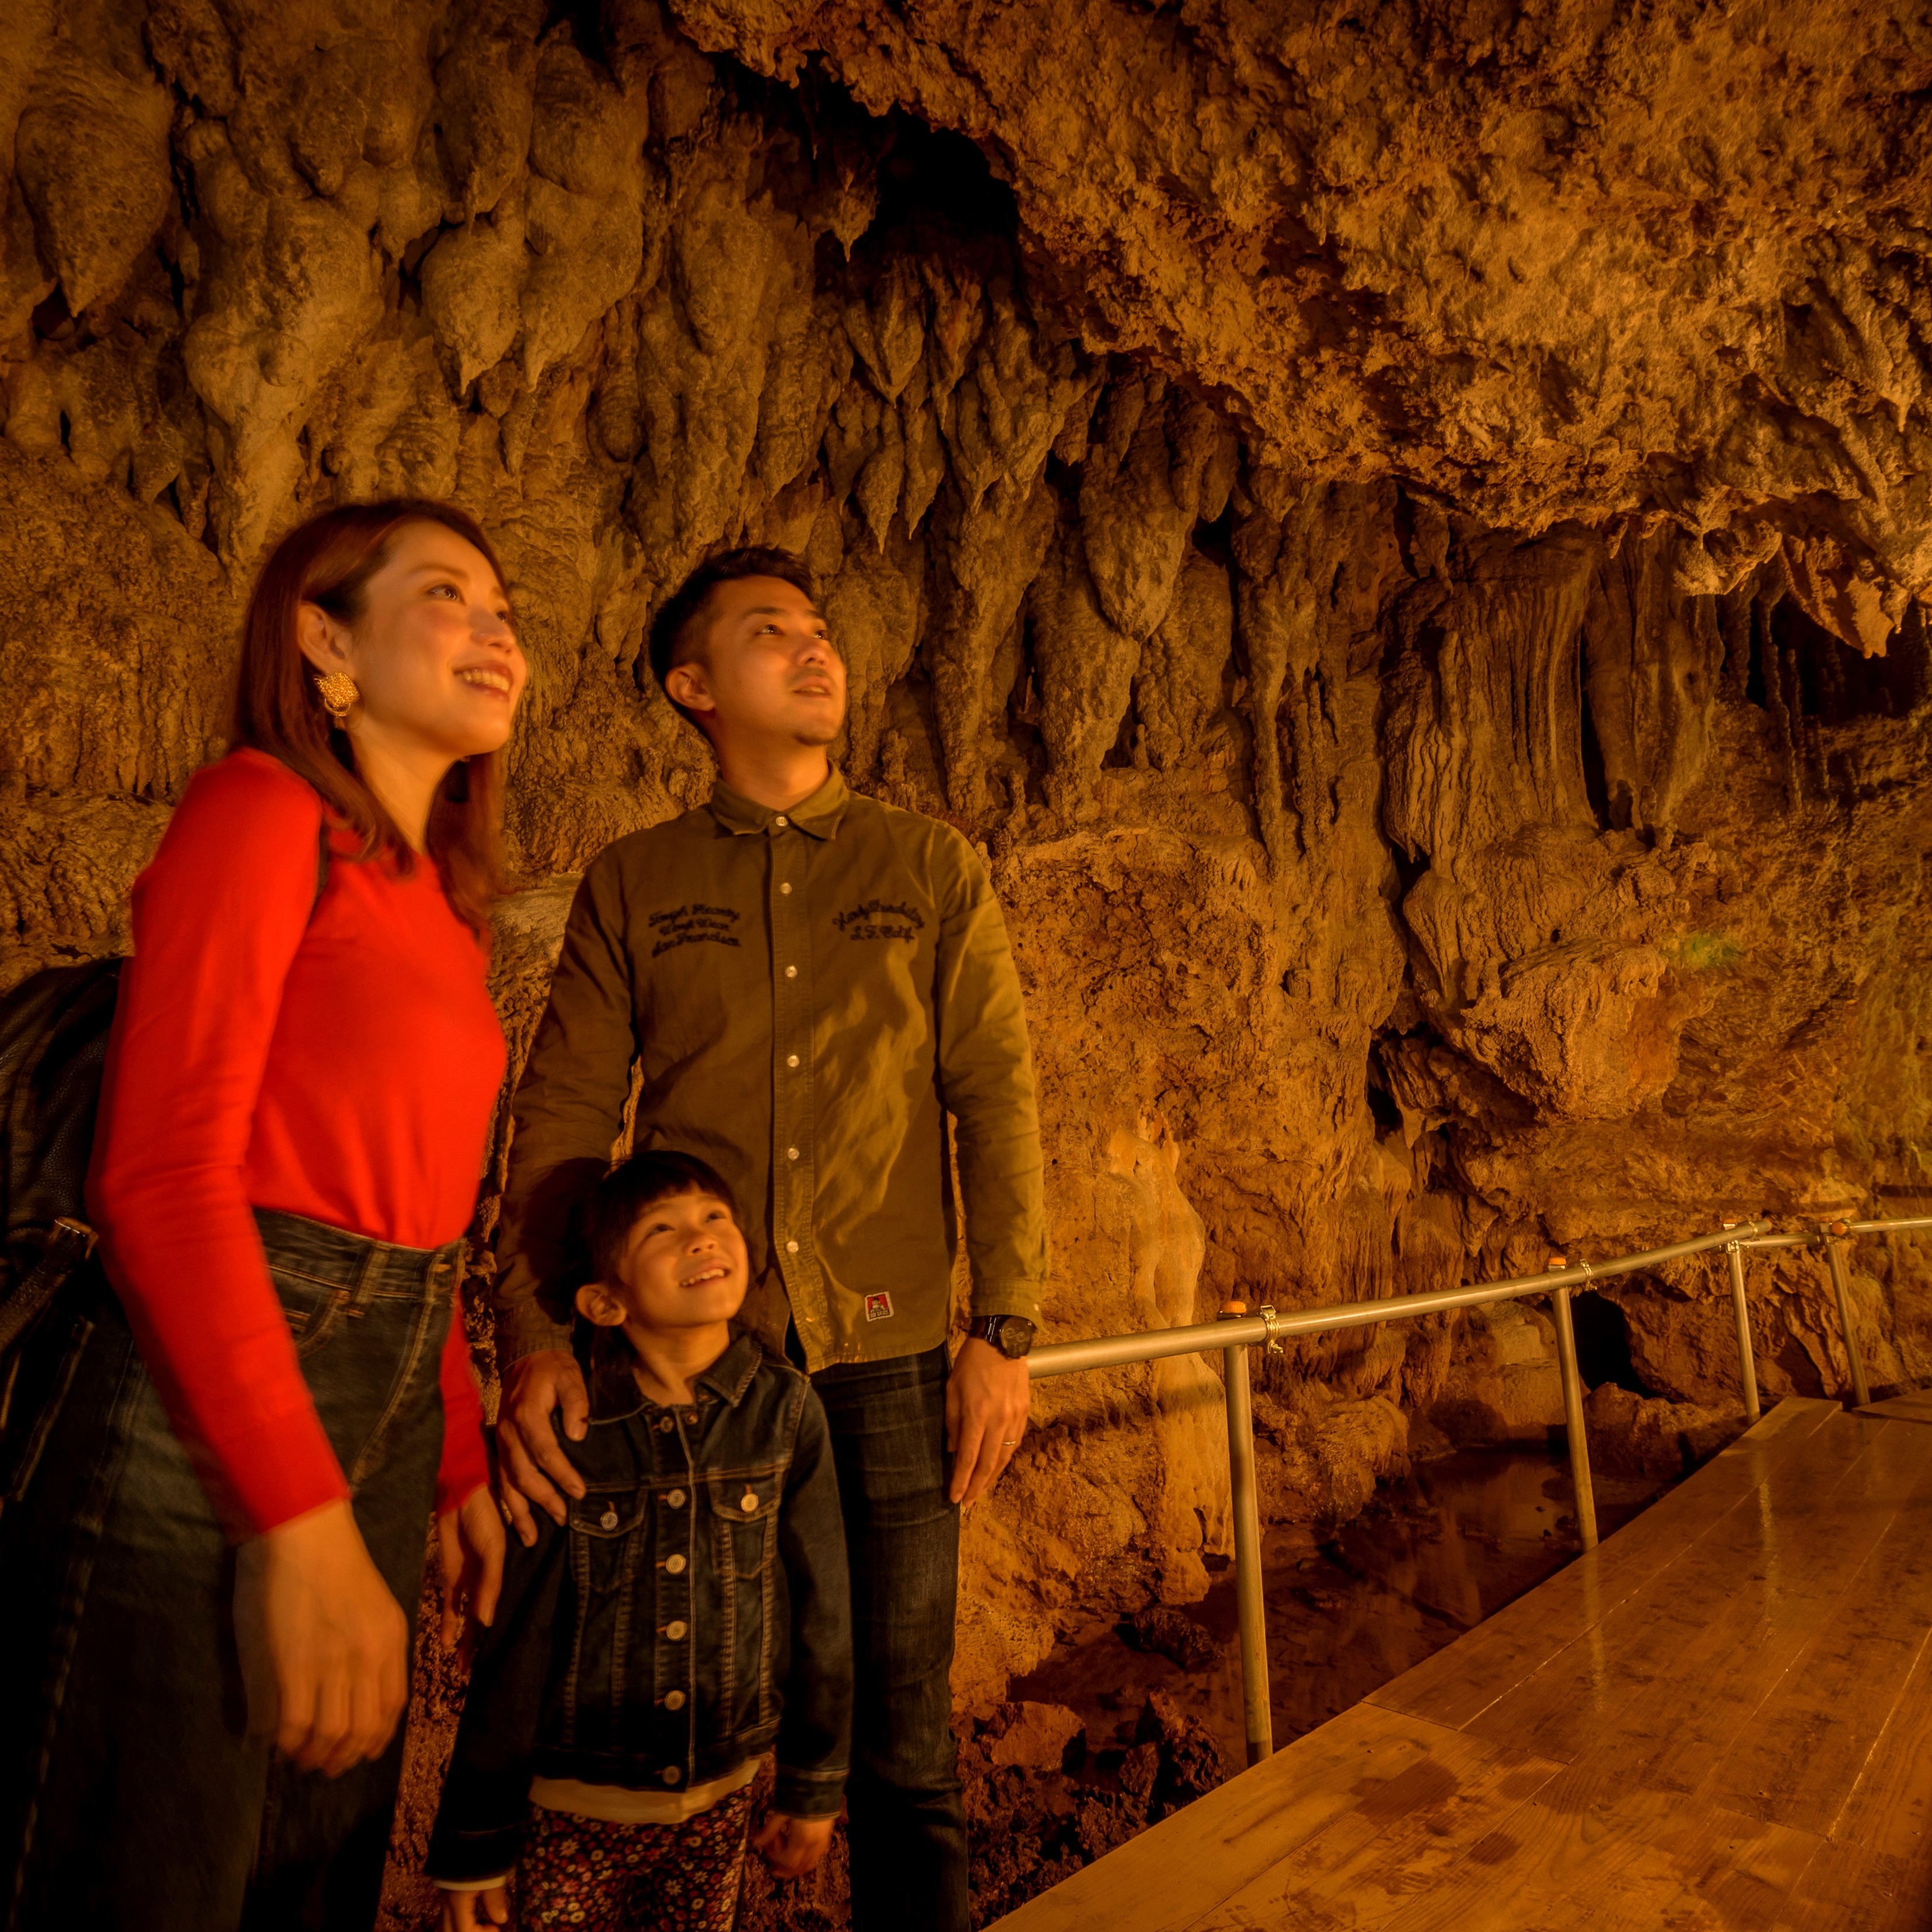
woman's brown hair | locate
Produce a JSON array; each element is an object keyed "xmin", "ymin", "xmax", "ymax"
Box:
[{"xmin": 230, "ymin": 499, "xmax": 513, "ymax": 936}]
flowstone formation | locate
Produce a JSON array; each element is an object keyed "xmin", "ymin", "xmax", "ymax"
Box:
[{"xmin": 3, "ymin": 0, "xmax": 1932, "ymax": 1917}]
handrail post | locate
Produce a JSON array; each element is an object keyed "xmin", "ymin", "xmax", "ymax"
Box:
[
  {"xmin": 1824, "ymin": 1224, "xmax": 1871, "ymax": 1408},
  {"xmin": 1548, "ymin": 1271, "xmax": 1599, "ymax": 1552},
  {"xmin": 1721, "ymin": 1224, "xmax": 1760, "ymax": 1426},
  {"xmin": 1218, "ymin": 1306, "xmax": 1273, "ymax": 1767}
]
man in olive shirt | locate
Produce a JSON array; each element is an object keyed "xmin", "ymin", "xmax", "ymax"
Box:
[{"xmin": 491, "ymin": 547, "xmax": 1048, "ymax": 1932}]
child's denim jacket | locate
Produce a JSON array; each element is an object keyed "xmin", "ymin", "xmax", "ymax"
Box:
[{"xmin": 427, "ymin": 1332, "xmax": 851, "ymax": 1884}]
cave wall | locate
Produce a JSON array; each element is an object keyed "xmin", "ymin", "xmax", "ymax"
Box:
[{"xmin": 5, "ymin": 0, "xmax": 1932, "ymax": 1785}]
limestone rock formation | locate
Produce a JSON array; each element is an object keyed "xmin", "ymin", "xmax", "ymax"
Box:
[{"xmin": 3, "ymin": 5, "xmax": 1931, "ymax": 1921}]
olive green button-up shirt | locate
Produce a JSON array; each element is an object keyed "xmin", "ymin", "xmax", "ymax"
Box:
[{"xmin": 492, "ymin": 770, "xmax": 1048, "ymax": 1372}]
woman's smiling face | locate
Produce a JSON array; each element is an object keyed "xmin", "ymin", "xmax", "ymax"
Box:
[{"xmin": 319, "ymin": 521, "xmax": 528, "ymax": 760}]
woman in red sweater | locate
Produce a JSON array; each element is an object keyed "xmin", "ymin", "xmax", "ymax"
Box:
[{"xmin": 1, "ymin": 501, "xmax": 525, "ymax": 1930}]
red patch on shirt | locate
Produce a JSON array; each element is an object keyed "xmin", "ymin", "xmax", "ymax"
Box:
[{"xmin": 864, "ymin": 1292, "xmax": 895, "ymax": 1322}]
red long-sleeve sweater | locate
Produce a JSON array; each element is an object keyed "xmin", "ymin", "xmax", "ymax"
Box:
[{"xmin": 88, "ymin": 749, "xmax": 504, "ymax": 1537}]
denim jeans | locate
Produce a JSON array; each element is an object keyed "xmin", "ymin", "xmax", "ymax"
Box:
[
  {"xmin": 0, "ymin": 1209, "xmax": 459, "ymax": 1932},
  {"xmin": 808, "ymin": 1344, "xmax": 967, "ymax": 1932}
]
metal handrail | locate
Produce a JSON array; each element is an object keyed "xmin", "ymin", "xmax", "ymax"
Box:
[{"xmin": 1025, "ymin": 1213, "xmax": 1932, "ymax": 1770}]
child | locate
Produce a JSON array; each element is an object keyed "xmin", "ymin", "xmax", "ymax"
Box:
[{"xmin": 428, "ymin": 1150, "xmax": 851, "ymax": 1930}]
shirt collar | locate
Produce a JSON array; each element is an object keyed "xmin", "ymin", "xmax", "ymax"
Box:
[
  {"xmin": 707, "ymin": 767, "xmax": 850, "ymax": 841},
  {"xmin": 694, "ymin": 1332, "xmax": 766, "ymax": 1407},
  {"xmin": 584, "ymin": 1327, "xmax": 767, "ymax": 1420}
]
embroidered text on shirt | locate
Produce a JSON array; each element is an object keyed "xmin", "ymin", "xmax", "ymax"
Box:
[
  {"xmin": 834, "ymin": 900, "xmax": 924, "ymax": 942},
  {"xmin": 650, "ymin": 903, "xmax": 742, "ymax": 958}
]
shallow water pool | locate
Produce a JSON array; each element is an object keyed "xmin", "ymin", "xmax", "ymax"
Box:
[{"xmin": 1010, "ymin": 1447, "xmax": 1675, "ymax": 1767}]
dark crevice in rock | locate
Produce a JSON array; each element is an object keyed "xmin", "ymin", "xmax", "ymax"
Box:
[{"xmin": 1570, "ymin": 1292, "xmax": 1648, "ymax": 1396}]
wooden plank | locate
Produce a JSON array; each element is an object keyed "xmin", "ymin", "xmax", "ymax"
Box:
[
  {"xmin": 1332, "ymin": 1767, "xmax": 1816, "ymax": 1932},
  {"xmin": 1858, "ymin": 1391, "xmax": 1932, "ymax": 1425},
  {"xmin": 997, "ymin": 1399, "xmax": 1932, "ymax": 1931},
  {"xmin": 1712, "ymin": 1437, "xmax": 1932, "ymax": 1834},
  {"xmin": 1773, "ymin": 1623, "xmax": 1932, "ymax": 1930},
  {"xmin": 995, "ymin": 1704, "xmax": 1472, "ymax": 1932},
  {"xmin": 1180, "ymin": 1730, "xmax": 1564, "ymax": 1930},
  {"xmin": 1458, "ymin": 1409, "xmax": 1920, "ymax": 1777},
  {"xmin": 1369, "ymin": 1398, "xmax": 1843, "ymax": 1732}
]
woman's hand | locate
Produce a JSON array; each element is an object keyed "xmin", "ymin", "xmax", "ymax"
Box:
[
  {"xmin": 439, "ymin": 1883, "xmax": 510, "ymax": 1930},
  {"xmin": 437, "ymin": 1483, "xmax": 506, "ymax": 1657},
  {"xmin": 750, "ymin": 1811, "xmax": 837, "ymax": 1881},
  {"xmin": 233, "ymin": 1497, "xmax": 410, "ymax": 1777}
]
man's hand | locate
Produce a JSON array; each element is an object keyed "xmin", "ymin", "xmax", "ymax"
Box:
[
  {"xmin": 496, "ymin": 1348, "xmax": 589, "ymax": 1545},
  {"xmin": 233, "ymin": 1497, "xmax": 410, "ymax": 1778},
  {"xmin": 946, "ymin": 1336, "xmax": 1031, "ymax": 1508},
  {"xmin": 751, "ymin": 1811, "xmax": 837, "ymax": 1881},
  {"xmin": 436, "ymin": 1484, "xmax": 506, "ymax": 1657},
  {"xmin": 439, "ymin": 1884, "xmax": 509, "ymax": 1930}
]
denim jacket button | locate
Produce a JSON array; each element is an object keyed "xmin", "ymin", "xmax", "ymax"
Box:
[
  {"xmin": 658, "ymin": 1416, "xmax": 674, "ymax": 1433},
  {"xmin": 662, "ymin": 1766, "xmax": 682, "ymax": 1786},
  {"xmin": 665, "ymin": 1690, "xmax": 686, "ymax": 1711},
  {"xmin": 665, "ymin": 1554, "xmax": 687, "ymax": 1574},
  {"xmin": 666, "ymin": 1620, "xmax": 688, "ymax": 1641},
  {"xmin": 599, "ymin": 1507, "xmax": 619, "ymax": 1531},
  {"xmin": 666, "ymin": 1489, "xmax": 687, "ymax": 1508},
  {"xmin": 739, "ymin": 1491, "xmax": 759, "ymax": 1514}
]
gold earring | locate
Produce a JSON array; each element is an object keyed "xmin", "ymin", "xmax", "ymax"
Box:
[{"xmin": 315, "ymin": 670, "xmax": 359, "ymax": 723}]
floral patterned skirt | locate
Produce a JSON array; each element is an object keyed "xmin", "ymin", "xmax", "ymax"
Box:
[{"xmin": 516, "ymin": 1786, "xmax": 754, "ymax": 1931}]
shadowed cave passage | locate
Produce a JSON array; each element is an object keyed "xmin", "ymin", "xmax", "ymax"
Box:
[{"xmin": 1569, "ymin": 1291, "xmax": 1645, "ymax": 1395}]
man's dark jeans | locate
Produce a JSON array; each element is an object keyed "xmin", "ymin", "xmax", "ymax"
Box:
[
  {"xmin": 810, "ymin": 1344, "xmax": 968, "ymax": 1932},
  {"xmin": 0, "ymin": 1210, "xmax": 458, "ymax": 1932}
]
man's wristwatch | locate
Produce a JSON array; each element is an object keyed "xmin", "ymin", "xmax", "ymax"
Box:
[{"xmin": 974, "ymin": 1315, "xmax": 1036, "ymax": 1359}]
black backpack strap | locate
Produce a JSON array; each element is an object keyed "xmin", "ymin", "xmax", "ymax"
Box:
[{"xmin": 0, "ymin": 1218, "xmax": 96, "ymax": 1357}]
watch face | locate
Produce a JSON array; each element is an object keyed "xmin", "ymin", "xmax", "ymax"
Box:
[{"xmin": 994, "ymin": 1316, "xmax": 1035, "ymax": 1357}]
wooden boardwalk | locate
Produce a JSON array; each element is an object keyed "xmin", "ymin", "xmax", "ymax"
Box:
[{"xmin": 1000, "ymin": 1397, "xmax": 1932, "ymax": 1930}]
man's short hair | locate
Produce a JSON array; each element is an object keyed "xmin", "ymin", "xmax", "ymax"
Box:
[
  {"xmin": 647, "ymin": 546, "xmax": 819, "ymax": 723},
  {"xmin": 584, "ymin": 1148, "xmax": 739, "ymax": 1284}
]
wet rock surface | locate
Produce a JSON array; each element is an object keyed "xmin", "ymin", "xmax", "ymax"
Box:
[
  {"xmin": 961, "ymin": 1690, "xmax": 1229, "ymax": 1928},
  {"xmin": 1122, "ymin": 1604, "xmax": 1223, "ymax": 1673}
]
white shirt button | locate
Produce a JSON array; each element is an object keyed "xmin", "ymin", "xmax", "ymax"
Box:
[
  {"xmin": 774, "ymin": 815, "xmax": 788, "ymax": 827},
  {"xmin": 662, "ymin": 1766, "xmax": 682, "ymax": 1786},
  {"xmin": 665, "ymin": 1690, "xmax": 686, "ymax": 1711},
  {"xmin": 785, "ymin": 965, "xmax": 797, "ymax": 979},
  {"xmin": 666, "ymin": 1489, "xmax": 686, "ymax": 1508},
  {"xmin": 787, "ymin": 1054, "xmax": 799, "ymax": 1068},
  {"xmin": 786, "ymin": 1239, "xmax": 799, "ymax": 1253},
  {"xmin": 665, "ymin": 1553, "xmax": 687, "ymax": 1574},
  {"xmin": 787, "ymin": 1147, "xmax": 799, "ymax": 1161},
  {"xmin": 666, "ymin": 1620, "xmax": 688, "ymax": 1641}
]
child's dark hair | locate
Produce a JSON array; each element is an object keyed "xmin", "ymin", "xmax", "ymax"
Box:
[
  {"xmin": 646, "ymin": 546, "xmax": 818, "ymax": 725},
  {"xmin": 585, "ymin": 1150, "xmax": 739, "ymax": 1283}
]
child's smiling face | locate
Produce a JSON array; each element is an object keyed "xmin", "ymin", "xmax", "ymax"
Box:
[{"xmin": 578, "ymin": 1187, "xmax": 750, "ymax": 1337}]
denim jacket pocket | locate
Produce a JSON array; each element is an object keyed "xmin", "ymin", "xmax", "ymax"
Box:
[
  {"xmin": 707, "ymin": 1476, "xmax": 778, "ymax": 1586},
  {"xmin": 570, "ymin": 1489, "xmax": 648, "ymax": 1595}
]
